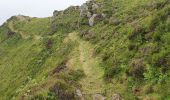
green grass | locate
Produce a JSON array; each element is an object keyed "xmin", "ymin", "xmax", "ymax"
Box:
[{"xmin": 0, "ymin": 0, "xmax": 170, "ymax": 99}]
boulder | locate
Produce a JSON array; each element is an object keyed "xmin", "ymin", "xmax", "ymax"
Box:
[
  {"xmin": 76, "ymin": 89, "xmax": 83, "ymax": 97},
  {"xmin": 80, "ymin": 3, "xmax": 89, "ymax": 17},
  {"xmin": 92, "ymin": 3, "xmax": 99, "ymax": 11},
  {"xmin": 111, "ymin": 93, "xmax": 122, "ymax": 100},
  {"xmin": 87, "ymin": 11, "xmax": 92, "ymax": 18},
  {"xmin": 89, "ymin": 14, "xmax": 104, "ymax": 26},
  {"xmin": 89, "ymin": 14, "xmax": 98, "ymax": 26},
  {"xmin": 79, "ymin": 0, "xmax": 103, "ymax": 26},
  {"xmin": 75, "ymin": 89, "xmax": 85, "ymax": 100},
  {"xmin": 53, "ymin": 10, "xmax": 59, "ymax": 17}
]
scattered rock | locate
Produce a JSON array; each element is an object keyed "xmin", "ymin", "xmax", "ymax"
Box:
[
  {"xmin": 93, "ymin": 94, "xmax": 106, "ymax": 100},
  {"xmin": 89, "ymin": 14, "xmax": 98, "ymax": 26},
  {"xmin": 76, "ymin": 89, "xmax": 83, "ymax": 97},
  {"xmin": 111, "ymin": 93, "xmax": 122, "ymax": 100},
  {"xmin": 76, "ymin": 89, "xmax": 85, "ymax": 100}
]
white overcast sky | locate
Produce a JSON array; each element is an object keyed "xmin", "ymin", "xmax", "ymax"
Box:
[{"xmin": 0, "ymin": 0, "xmax": 87, "ymax": 25}]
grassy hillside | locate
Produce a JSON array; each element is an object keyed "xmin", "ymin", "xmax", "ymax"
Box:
[{"xmin": 0, "ymin": 0, "xmax": 170, "ymax": 100}]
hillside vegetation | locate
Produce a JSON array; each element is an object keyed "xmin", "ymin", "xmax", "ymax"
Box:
[{"xmin": 0, "ymin": 0, "xmax": 170, "ymax": 100}]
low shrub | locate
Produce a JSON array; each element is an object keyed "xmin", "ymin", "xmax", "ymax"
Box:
[
  {"xmin": 104, "ymin": 64, "xmax": 122, "ymax": 80},
  {"xmin": 49, "ymin": 80, "xmax": 75, "ymax": 100},
  {"xmin": 128, "ymin": 58, "xmax": 145, "ymax": 79}
]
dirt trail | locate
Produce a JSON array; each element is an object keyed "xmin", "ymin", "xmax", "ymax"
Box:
[
  {"xmin": 66, "ymin": 32, "xmax": 105, "ymax": 97},
  {"xmin": 79, "ymin": 40, "xmax": 105, "ymax": 94}
]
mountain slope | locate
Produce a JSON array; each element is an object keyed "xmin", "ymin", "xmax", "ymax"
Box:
[{"xmin": 0, "ymin": 0, "xmax": 170, "ymax": 100}]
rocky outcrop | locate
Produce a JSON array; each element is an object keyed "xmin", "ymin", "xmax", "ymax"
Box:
[
  {"xmin": 92, "ymin": 3, "xmax": 99, "ymax": 13},
  {"xmin": 53, "ymin": 10, "xmax": 64, "ymax": 17},
  {"xmin": 79, "ymin": 0, "xmax": 103, "ymax": 26},
  {"xmin": 80, "ymin": 3, "xmax": 89, "ymax": 17},
  {"xmin": 53, "ymin": 6, "xmax": 79, "ymax": 17},
  {"xmin": 53, "ymin": 10, "xmax": 60, "ymax": 17},
  {"xmin": 52, "ymin": 0, "xmax": 103, "ymax": 27}
]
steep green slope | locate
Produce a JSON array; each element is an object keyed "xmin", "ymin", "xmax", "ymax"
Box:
[
  {"xmin": 0, "ymin": 0, "xmax": 170, "ymax": 100},
  {"xmin": 0, "ymin": 16, "xmax": 80, "ymax": 99},
  {"xmin": 79, "ymin": 0, "xmax": 170, "ymax": 99}
]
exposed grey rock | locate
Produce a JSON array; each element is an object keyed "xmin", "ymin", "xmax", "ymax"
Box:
[
  {"xmin": 76, "ymin": 89, "xmax": 83, "ymax": 97},
  {"xmin": 80, "ymin": 3, "xmax": 89, "ymax": 17},
  {"xmin": 79, "ymin": 0, "xmax": 103, "ymax": 26},
  {"xmin": 75, "ymin": 89, "xmax": 85, "ymax": 100},
  {"xmin": 102, "ymin": 13, "xmax": 107, "ymax": 18},
  {"xmin": 93, "ymin": 94, "xmax": 106, "ymax": 100},
  {"xmin": 53, "ymin": 10, "xmax": 59, "ymax": 17},
  {"xmin": 74, "ymin": 6, "xmax": 80, "ymax": 10},
  {"xmin": 111, "ymin": 93, "xmax": 122, "ymax": 100},
  {"xmin": 92, "ymin": 3, "xmax": 99, "ymax": 11},
  {"xmin": 87, "ymin": 12, "xmax": 92, "ymax": 18},
  {"xmin": 89, "ymin": 14, "xmax": 98, "ymax": 26},
  {"xmin": 53, "ymin": 10, "xmax": 63, "ymax": 17},
  {"xmin": 86, "ymin": 0, "xmax": 91, "ymax": 4}
]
